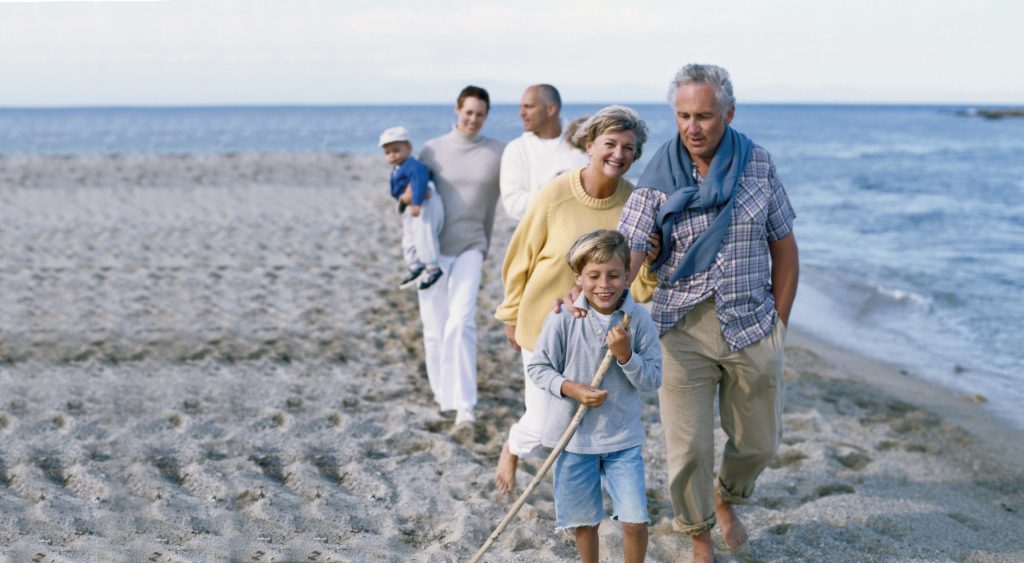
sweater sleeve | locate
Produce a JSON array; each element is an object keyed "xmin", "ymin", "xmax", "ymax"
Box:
[
  {"xmin": 499, "ymin": 142, "xmax": 531, "ymax": 222},
  {"xmin": 616, "ymin": 311, "xmax": 662, "ymax": 393},
  {"xmin": 494, "ymin": 196, "xmax": 550, "ymax": 326},
  {"xmin": 629, "ymin": 262, "xmax": 658, "ymax": 303},
  {"xmin": 527, "ymin": 312, "xmax": 569, "ymax": 398}
]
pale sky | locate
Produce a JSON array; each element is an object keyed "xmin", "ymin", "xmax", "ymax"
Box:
[{"xmin": 1, "ymin": 0, "xmax": 1022, "ymax": 107}]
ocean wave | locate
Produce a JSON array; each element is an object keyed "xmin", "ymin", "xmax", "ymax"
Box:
[
  {"xmin": 873, "ymin": 284, "xmax": 933, "ymax": 309},
  {"xmin": 803, "ymin": 267, "xmax": 935, "ymax": 318}
]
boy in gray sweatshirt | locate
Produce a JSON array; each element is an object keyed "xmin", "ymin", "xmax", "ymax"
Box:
[{"xmin": 528, "ymin": 229, "xmax": 662, "ymax": 563}]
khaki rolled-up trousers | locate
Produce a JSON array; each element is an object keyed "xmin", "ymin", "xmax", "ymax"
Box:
[{"xmin": 659, "ymin": 300, "xmax": 785, "ymax": 535}]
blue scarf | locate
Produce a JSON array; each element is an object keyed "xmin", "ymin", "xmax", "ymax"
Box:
[{"xmin": 638, "ymin": 126, "xmax": 753, "ymax": 283}]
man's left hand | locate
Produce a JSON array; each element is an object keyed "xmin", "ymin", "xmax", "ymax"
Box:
[{"xmin": 646, "ymin": 232, "xmax": 661, "ymax": 265}]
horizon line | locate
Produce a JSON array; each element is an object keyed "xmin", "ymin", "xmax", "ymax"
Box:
[{"xmin": 1, "ymin": 100, "xmax": 1021, "ymax": 111}]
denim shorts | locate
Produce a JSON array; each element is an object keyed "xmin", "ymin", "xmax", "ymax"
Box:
[{"xmin": 552, "ymin": 444, "xmax": 650, "ymax": 529}]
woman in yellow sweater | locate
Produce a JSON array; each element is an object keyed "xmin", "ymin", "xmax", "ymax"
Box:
[{"xmin": 494, "ymin": 105, "xmax": 655, "ymax": 495}]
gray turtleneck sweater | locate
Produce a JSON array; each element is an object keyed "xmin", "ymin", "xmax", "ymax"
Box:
[{"xmin": 419, "ymin": 127, "xmax": 505, "ymax": 257}]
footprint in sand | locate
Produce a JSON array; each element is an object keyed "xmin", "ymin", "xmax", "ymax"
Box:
[
  {"xmin": 337, "ymin": 462, "xmax": 396, "ymax": 505},
  {"xmin": 449, "ymin": 423, "xmax": 475, "ymax": 445},
  {"xmin": 874, "ymin": 439, "xmax": 900, "ymax": 451},
  {"xmin": 803, "ymin": 482, "xmax": 855, "ymax": 502},
  {"xmin": 397, "ymin": 514, "xmax": 449, "ymax": 550},
  {"xmin": 382, "ymin": 434, "xmax": 432, "ymax": 457},
  {"xmin": 306, "ymin": 449, "xmax": 345, "ymax": 485},
  {"xmin": 0, "ymin": 457, "xmax": 12, "ymax": 487},
  {"xmin": 34, "ymin": 451, "xmax": 69, "ymax": 487},
  {"xmin": 946, "ymin": 512, "xmax": 982, "ymax": 532},
  {"xmin": 769, "ymin": 449, "xmax": 808, "ymax": 470},
  {"xmin": 420, "ymin": 419, "xmax": 447, "ymax": 434},
  {"xmin": 835, "ymin": 451, "xmax": 872, "ymax": 470},
  {"xmin": 65, "ymin": 399, "xmax": 85, "ymax": 415},
  {"xmin": 149, "ymin": 449, "xmax": 186, "ymax": 486},
  {"xmin": 506, "ymin": 526, "xmax": 541, "ymax": 552},
  {"xmin": 248, "ymin": 451, "xmax": 289, "ymax": 484},
  {"xmin": 758, "ymin": 496, "xmax": 790, "ymax": 510},
  {"xmin": 888, "ymin": 409, "xmax": 941, "ymax": 434}
]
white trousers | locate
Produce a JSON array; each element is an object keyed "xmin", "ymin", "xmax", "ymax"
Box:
[
  {"xmin": 401, "ymin": 186, "xmax": 444, "ymax": 270},
  {"xmin": 507, "ymin": 348, "xmax": 548, "ymax": 457},
  {"xmin": 417, "ymin": 250, "xmax": 483, "ymax": 412}
]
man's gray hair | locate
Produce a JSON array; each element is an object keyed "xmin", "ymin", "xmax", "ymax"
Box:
[
  {"xmin": 532, "ymin": 84, "xmax": 562, "ymax": 111},
  {"xmin": 570, "ymin": 105, "xmax": 649, "ymax": 160},
  {"xmin": 667, "ymin": 63, "xmax": 736, "ymax": 112}
]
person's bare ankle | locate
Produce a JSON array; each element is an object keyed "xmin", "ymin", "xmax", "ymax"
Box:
[
  {"xmin": 691, "ymin": 530, "xmax": 714, "ymax": 563},
  {"xmin": 713, "ymin": 491, "xmax": 749, "ymax": 549},
  {"xmin": 494, "ymin": 441, "xmax": 518, "ymax": 496}
]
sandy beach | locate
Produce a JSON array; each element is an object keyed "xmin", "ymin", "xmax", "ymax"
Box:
[{"xmin": 1, "ymin": 153, "xmax": 1022, "ymax": 562}]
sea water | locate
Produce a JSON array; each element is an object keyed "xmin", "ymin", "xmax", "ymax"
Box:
[{"xmin": 1, "ymin": 103, "xmax": 1021, "ymax": 427}]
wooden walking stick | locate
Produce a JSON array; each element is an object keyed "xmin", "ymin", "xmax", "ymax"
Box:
[{"xmin": 469, "ymin": 314, "xmax": 632, "ymax": 563}]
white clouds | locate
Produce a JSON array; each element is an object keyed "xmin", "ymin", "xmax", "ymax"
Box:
[{"xmin": 0, "ymin": 0, "xmax": 1021, "ymax": 105}]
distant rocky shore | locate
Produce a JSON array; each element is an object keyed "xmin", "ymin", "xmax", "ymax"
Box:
[{"xmin": 961, "ymin": 107, "xmax": 1024, "ymax": 119}]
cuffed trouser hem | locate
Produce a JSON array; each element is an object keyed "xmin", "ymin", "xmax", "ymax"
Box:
[
  {"xmin": 715, "ymin": 477, "xmax": 752, "ymax": 505},
  {"xmin": 671, "ymin": 514, "xmax": 715, "ymax": 536}
]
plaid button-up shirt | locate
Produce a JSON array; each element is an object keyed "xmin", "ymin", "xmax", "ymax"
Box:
[{"xmin": 618, "ymin": 144, "xmax": 795, "ymax": 351}]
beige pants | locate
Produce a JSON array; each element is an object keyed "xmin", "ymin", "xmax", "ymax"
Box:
[{"xmin": 659, "ymin": 300, "xmax": 785, "ymax": 535}]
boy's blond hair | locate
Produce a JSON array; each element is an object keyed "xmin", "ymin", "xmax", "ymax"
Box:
[{"xmin": 566, "ymin": 229, "xmax": 631, "ymax": 274}]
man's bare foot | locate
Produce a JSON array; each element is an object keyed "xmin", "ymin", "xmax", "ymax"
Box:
[
  {"xmin": 691, "ymin": 530, "xmax": 714, "ymax": 563},
  {"xmin": 494, "ymin": 442, "xmax": 518, "ymax": 496},
  {"xmin": 713, "ymin": 491, "xmax": 749, "ymax": 549}
]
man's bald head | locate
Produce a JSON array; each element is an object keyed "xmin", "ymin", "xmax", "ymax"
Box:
[{"xmin": 520, "ymin": 84, "xmax": 563, "ymax": 139}]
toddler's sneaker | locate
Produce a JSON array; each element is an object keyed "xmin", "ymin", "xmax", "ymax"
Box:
[
  {"xmin": 418, "ymin": 268, "xmax": 443, "ymax": 291},
  {"xmin": 400, "ymin": 266, "xmax": 425, "ymax": 289}
]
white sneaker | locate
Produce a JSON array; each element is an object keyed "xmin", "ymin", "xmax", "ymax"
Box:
[{"xmin": 455, "ymin": 409, "xmax": 475, "ymax": 425}]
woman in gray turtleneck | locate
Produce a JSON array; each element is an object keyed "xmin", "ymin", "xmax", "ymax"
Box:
[{"xmin": 417, "ymin": 85, "xmax": 505, "ymax": 426}]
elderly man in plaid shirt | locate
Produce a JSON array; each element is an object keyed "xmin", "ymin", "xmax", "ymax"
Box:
[{"xmin": 618, "ymin": 64, "xmax": 799, "ymax": 563}]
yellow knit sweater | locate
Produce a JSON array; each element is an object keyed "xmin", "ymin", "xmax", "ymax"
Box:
[{"xmin": 495, "ymin": 169, "xmax": 656, "ymax": 351}]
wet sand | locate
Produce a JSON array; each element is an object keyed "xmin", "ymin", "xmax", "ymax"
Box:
[{"xmin": 0, "ymin": 153, "xmax": 1021, "ymax": 561}]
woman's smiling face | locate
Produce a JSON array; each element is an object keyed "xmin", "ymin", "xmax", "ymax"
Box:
[
  {"xmin": 586, "ymin": 129, "xmax": 637, "ymax": 180},
  {"xmin": 455, "ymin": 96, "xmax": 488, "ymax": 136}
]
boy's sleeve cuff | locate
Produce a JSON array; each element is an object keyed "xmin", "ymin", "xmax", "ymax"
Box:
[
  {"xmin": 548, "ymin": 375, "xmax": 567, "ymax": 398},
  {"xmin": 618, "ymin": 352, "xmax": 641, "ymax": 375}
]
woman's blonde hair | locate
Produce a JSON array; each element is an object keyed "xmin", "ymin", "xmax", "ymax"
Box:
[
  {"xmin": 569, "ymin": 105, "xmax": 648, "ymax": 159},
  {"xmin": 567, "ymin": 229, "xmax": 631, "ymax": 274}
]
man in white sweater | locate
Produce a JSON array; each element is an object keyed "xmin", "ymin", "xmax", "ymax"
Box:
[{"xmin": 499, "ymin": 84, "xmax": 590, "ymax": 221}]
